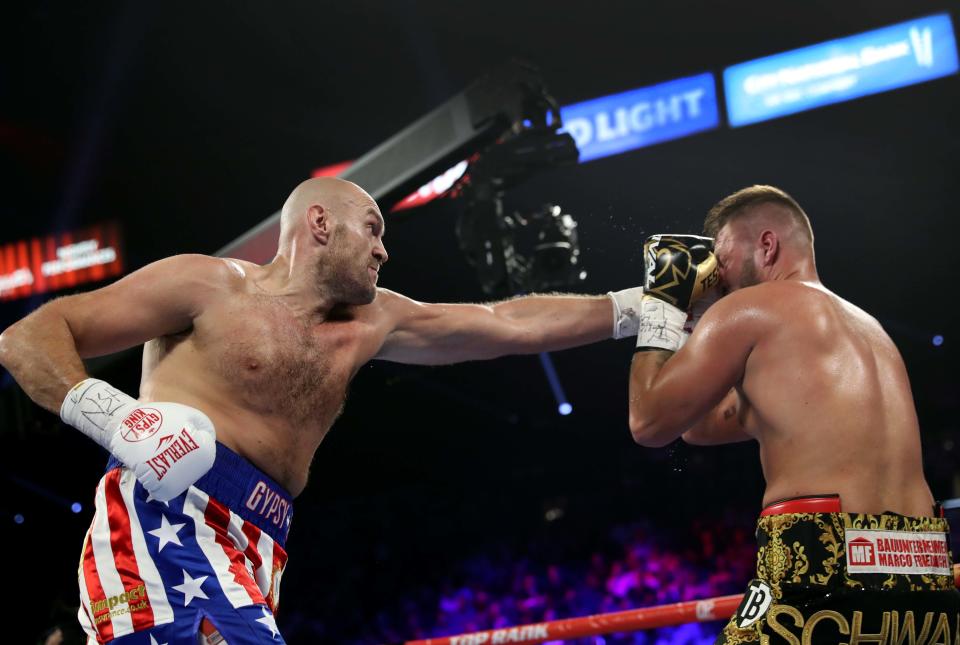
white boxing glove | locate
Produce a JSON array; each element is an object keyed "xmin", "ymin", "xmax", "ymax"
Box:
[{"xmin": 61, "ymin": 378, "xmax": 216, "ymax": 501}]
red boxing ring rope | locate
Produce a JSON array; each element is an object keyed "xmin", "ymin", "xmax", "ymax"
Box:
[
  {"xmin": 400, "ymin": 564, "xmax": 960, "ymax": 645},
  {"xmin": 401, "ymin": 593, "xmax": 742, "ymax": 645}
]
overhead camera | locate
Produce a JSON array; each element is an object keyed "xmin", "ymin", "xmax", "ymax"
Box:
[
  {"xmin": 510, "ymin": 204, "xmax": 585, "ymax": 293},
  {"xmin": 454, "ymin": 98, "xmax": 583, "ymax": 297},
  {"xmin": 457, "ymin": 201, "xmax": 585, "ymax": 297}
]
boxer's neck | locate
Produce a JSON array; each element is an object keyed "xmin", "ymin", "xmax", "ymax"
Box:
[
  {"xmin": 254, "ymin": 253, "xmax": 338, "ymax": 320},
  {"xmin": 765, "ymin": 249, "xmax": 819, "ymax": 284}
]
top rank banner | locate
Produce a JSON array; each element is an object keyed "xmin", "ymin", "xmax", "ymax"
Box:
[
  {"xmin": 0, "ymin": 222, "xmax": 124, "ymax": 301},
  {"xmin": 724, "ymin": 13, "xmax": 959, "ymax": 127}
]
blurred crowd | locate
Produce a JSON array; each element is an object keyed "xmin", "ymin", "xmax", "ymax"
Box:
[{"xmin": 283, "ymin": 514, "xmax": 757, "ymax": 644}]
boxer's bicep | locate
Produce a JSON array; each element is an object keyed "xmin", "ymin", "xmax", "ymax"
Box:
[
  {"xmin": 375, "ymin": 292, "xmax": 514, "ymax": 365},
  {"xmin": 58, "ymin": 254, "xmax": 225, "ymax": 357},
  {"xmin": 662, "ymin": 302, "xmax": 755, "ymax": 410}
]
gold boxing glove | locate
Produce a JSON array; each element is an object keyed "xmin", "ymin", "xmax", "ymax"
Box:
[{"xmin": 637, "ymin": 234, "xmax": 719, "ymax": 352}]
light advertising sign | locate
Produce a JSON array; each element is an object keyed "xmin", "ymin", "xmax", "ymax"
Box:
[
  {"xmin": 724, "ymin": 13, "xmax": 959, "ymax": 127},
  {"xmin": 313, "ymin": 73, "xmax": 721, "ymax": 206},
  {"xmin": 0, "ymin": 223, "xmax": 123, "ymax": 301},
  {"xmin": 559, "ymin": 73, "xmax": 720, "ymax": 162}
]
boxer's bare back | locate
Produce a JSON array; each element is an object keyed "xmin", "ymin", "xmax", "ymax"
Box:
[{"xmin": 686, "ymin": 279, "xmax": 935, "ymax": 516}]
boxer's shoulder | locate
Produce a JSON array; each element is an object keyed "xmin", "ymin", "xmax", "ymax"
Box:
[
  {"xmin": 695, "ymin": 281, "xmax": 823, "ymax": 339},
  {"xmin": 176, "ymin": 255, "xmax": 271, "ymax": 299},
  {"xmin": 727, "ymin": 280, "xmax": 828, "ymax": 312},
  {"xmin": 148, "ymin": 254, "xmax": 245, "ymax": 289}
]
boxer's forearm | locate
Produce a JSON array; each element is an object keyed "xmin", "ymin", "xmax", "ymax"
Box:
[
  {"xmin": 491, "ymin": 294, "xmax": 614, "ymax": 352},
  {"xmin": 628, "ymin": 350, "xmax": 683, "ymax": 447},
  {"xmin": 0, "ymin": 305, "xmax": 88, "ymax": 413}
]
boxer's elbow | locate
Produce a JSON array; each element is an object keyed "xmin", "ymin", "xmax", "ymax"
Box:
[
  {"xmin": 628, "ymin": 409, "xmax": 675, "ymax": 448},
  {"xmin": 0, "ymin": 322, "xmax": 23, "ymax": 371},
  {"xmin": 0, "ymin": 306, "xmax": 64, "ymax": 371}
]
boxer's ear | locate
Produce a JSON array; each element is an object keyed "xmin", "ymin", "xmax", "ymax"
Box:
[
  {"xmin": 759, "ymin": 230, "xmax": 779, "ymax": 266},
  {"xmin": 308, "ymin": 205, "xmax": 330, "ymax": 245}
]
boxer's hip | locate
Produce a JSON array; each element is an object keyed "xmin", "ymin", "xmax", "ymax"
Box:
[
  {"xmin": 80, "ymin": 443, "xmax": 293, "ymax": 643},
  {"xmin": 718, "ymin": 494, "xmax": 960, "ymax": 644}
]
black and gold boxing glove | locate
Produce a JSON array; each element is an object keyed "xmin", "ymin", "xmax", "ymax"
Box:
[{"xmin": 637, "ymin": 234, "xmax": 719, "ymax": 352}]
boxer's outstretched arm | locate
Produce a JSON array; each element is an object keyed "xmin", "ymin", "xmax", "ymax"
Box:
[
  {"xmin": 0, "ymin": 254, "xmax": 224, "ymax": 412},
  {"xmin": 374, "ymin": 289, "xmax": 615, "ymax": 365},
  {"xmin": 628, "ymin": 291, "xmax": 760, "ymax": 447}
]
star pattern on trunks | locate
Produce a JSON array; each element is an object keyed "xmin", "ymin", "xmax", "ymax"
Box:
[
  {"xmin": 171, "ymin": 569, "xmax": 209, "ymax": 606},
  {"xmin": 150, "ymin": 634, "xmax": 168, "ymax": 645},
  {"xmin": 256, "ymin": 606, "xmax": 280, "ymax": 638},
  {"xmin": 148, "ymin": 514, "xmax": 185, "ymax": 552}
]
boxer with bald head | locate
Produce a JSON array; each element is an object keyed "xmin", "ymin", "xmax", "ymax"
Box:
[
  {"xmin": 627, "ymin": 185, "xmax": 959, "ymax": 643},
  {"xmin": 0, "ymin": 177, "xmax": 647, "ymax": 644}
]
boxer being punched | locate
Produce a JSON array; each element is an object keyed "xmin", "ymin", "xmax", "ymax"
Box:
[
  {"xmin": 628, "ymin": 186, "xmax": 959, "ymax": 643},
  {"xmin": 0, "ymin": 177, "xmax": 647, "ymax": 644}
]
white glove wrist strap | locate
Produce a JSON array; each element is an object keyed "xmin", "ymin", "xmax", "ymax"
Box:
[
  {"xmin": 60, "ymin": 378, "xmax": 137, "ymax": 450},
  {"xmin": 608, "ymin": 287, "xmax": 645, "ymax": 339},
  {"xmin": 636, "ymin": 298, "xmax": 689, "ymax": 352}
]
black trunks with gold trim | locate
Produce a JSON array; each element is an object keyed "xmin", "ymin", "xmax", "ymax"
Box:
[{"xmin": 717, "ymin": 495, "xmax": 960, "ymax": 644}]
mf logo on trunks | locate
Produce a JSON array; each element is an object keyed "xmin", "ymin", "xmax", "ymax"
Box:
[
  {"xmin": 246, "ymin": 480, "xmax": 291, "ymax": 528},
  {"xmin": 845, "ymin": 529, "xmax": 950, "ymax": 575},
  {"xmin": 735, "ymin": 579, "xmax": 772, "ymax": 628}
]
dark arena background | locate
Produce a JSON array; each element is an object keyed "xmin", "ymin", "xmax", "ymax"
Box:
[{"xmin": 2, "ymin": 2, "xmax": 959, "ymax": 643}]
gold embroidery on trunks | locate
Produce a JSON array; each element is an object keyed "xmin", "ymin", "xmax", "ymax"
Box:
[
  {"xmin": 811, "ymin": 515, "xmax": 842, "ymax": 586},
  {"xmin": 762, "ymin": 532, "xmax": 792, "ymax": 587},
  {"xmin": 719, "ymin": 616, "xmax": 763, "ymax": 645},
  {"xmin": 757, "ymin": 513, "xmax": 807, "ymax": 599},
  {"xmin": 789, "ymin": 541, "xmax": 809, "ymax": 583},
  {"xmin": 723, "ymin": 512, "xmax": 956, "ymax": 645}
]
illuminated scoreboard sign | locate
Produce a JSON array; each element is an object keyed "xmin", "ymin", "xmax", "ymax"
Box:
[
  {"xmin": 0, "ymin": 223, "xmax": 123, "ymax": 301},
  {"xmin": 724, "ymin": 13, "xmax": 959, "ymax": 127}
]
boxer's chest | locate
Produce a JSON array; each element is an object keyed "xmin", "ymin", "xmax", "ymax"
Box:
[{"xmin": 195, "ymin": 296, "xmax": 369, "ymax": 426}]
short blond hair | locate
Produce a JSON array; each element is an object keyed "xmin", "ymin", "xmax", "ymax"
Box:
[{"xmin": 703, "ymin": 185, "xmax": 813, "ymax": 243}]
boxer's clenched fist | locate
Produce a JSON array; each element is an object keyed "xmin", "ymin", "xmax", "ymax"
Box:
[
  {"xmin": 637, "ymin": 234, "xmax": 719, "ymax": 352},
  {"xmin": 61, "ymin": 378, "xmax": 216, "ymax": 501}
]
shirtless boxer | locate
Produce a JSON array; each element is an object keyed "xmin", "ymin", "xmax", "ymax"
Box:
[
  {"xmin": 627, "ymin": 186, "xmax": 959, "ymax": 644},
  {"xmin": 0, "ymin": 177, "xmax": 647, "ymax": 644}
]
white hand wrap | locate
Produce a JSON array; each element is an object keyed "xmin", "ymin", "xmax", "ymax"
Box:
[
  {"xmin": 607, "ymin": 286, "xmax": 645, "ymax": 339},
  {"xmin": 61, "ymin": 378, "xmax": 217, "ymax": 501},
  {"xmin": 636, "ymin": 297, "xmax": 689, "ymax": 352},
  {"xmin": 61, "ymin": 378, "xmax": 138, "ymax": 449}
]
